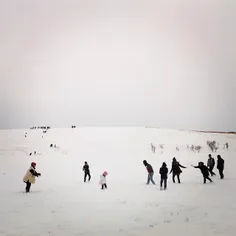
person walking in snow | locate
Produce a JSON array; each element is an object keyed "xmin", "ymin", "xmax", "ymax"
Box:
[
  {"xmin": 83, "ymin": 161, "xmax": 91, "ymax": 182},
  {"xmin": 169, "ymin": 157, "xmax": 186, "ymax": 183},
  {"xmin": 159, "ymin": 162, "xmax": 168, "ymax": 190},
  {"xmin": 192, "ymin": 162, "xmax": 212, "ymax": 184},
  {"xmin": 217, "ymin": 155, "xmax": 225, "ymax": 179},
  {"xmin": 207, "ymin": 154, "xmax": 216, "ymax": 176},
  {"xmin": 23, "ymin": 162, "xmax": 41, "ymax": 193},
  {"xmin": 99, "ymin": 171, "xmax": 108, "ymax": 190},
  {"xmin": 143, "ymin": 160, "xmax": 155, "ymax": 185}
]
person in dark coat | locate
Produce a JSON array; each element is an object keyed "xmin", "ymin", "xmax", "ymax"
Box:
[
  {"xmin": 192, "ymin": 162, "xmax": 213, "ymax": 184},
  {"xmin": 159, "ymin": 162, "xmax": 168, "ymax": 190},
  {"xmin": 217, "ymin": 155, "xmax": 224, "ymax": 179},
  {"xmin": 207, "ymin": 154, "xmax": 216, "ymax": 176},
  {"xmin": 143, "ymin": 160, "xmax": 155, "ymax": 185},
  {"xmin": 83, "ymin": 161, "xmax": 91, "ymax": 182},
  {"xmin": 169, "ymin": 157, "xmax": 186, "ymax": 183}
]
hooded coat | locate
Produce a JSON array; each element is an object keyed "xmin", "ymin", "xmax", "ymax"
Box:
[
  {"xmin": 217, "ymin": 157, "xmax": 224, "ymax": 170},
  {"xmin": 99, "ymin": 174, "xmax": 107, "ymax": 185},
  {"xmin": 143, "ymin": 160, "xmax": 154, "ymax": 173},
  {"xmin": 159, "ymin": 163, "xmax": 168, "ymax": 179}
]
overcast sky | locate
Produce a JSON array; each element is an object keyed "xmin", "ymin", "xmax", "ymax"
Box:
[{"xmin": 0, "ymin": 0, "xmax": 235, "ymax": 131}]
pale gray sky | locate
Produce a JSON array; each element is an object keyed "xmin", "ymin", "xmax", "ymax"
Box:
[{"xmin": 0, "ymin": 0, "xmax": 235, "ymax": 131}]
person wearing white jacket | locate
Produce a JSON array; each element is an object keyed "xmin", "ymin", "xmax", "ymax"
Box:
[
  {"xmin": 99, "ymin": 171, "xmax": 108, "ymax": 189},
  {"xmin": 23, "ymin": 162, "xmax": 41, "ymax": 193}
]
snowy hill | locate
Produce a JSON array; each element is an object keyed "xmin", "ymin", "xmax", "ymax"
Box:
[{"xmin": 0, "ymin": 127, "xmax": 235, "ymax": 236}]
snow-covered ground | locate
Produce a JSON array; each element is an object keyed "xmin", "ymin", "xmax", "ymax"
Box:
[{"xmin": 0, "ymin": 127, "xmax": 236, "ymax": 236}]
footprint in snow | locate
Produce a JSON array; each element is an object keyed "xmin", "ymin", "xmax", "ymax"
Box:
[
  {"xmin": 164, "ymin": 219, "xmax": 171, "ymax": 223},
  {"xmin": 185, "ymin": 217, "xmax": 189, "ymax": 222}
]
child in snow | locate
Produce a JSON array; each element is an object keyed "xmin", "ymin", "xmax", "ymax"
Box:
[
  {"xmin": 99, "ymin": 171, "xmax": 108, "ymax": 190},
  {"xmin": 192, "ymin": 162, "xmax": 212, "ymax": 184},
  {"xmin": 23, "ymin": 162, "xmax": 41, "ymax": 193},
  {"xmin": 159, "ymin": 162, "xmax": 168, "ymax": 190}
]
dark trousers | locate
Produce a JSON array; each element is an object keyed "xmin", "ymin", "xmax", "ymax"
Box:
[
  {"xmin": 84, "ymin": 172, "xmax": 91, "ymax": 182},
  {"xmin": 25, "ymin": 181, "xmax": 31, "ymax": 193},
  {"xmin": 101, "ymin": 183, "xmax": 107, "ymax": 189},
  {"xmin": 203, "ymin": 175, "xmax": 212, "ymax": 184},
  {"xmin": 218, "ymin": 169, "xmax": 224, "ymax": 179},
  {"xmin": 208, "ymin": 166, "xmax": 216, "ymax": 176},
  {"xmin": 172, "ymin": 174, "xmax": 180, "ymax": 183},
  {"xmin": 160, "ymin": 178, "xmax": 167, "ymax": 189}
]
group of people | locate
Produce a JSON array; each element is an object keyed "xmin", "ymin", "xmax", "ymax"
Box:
[
  {"xmin": 82, "ymin": 161, "xmax": 108, "ymax": 189},
  {"xmin": 206, "ymin": 154, "xmax": 225, "ymax": 179},
  {"xmin": 143, "ymin": 154, "xmax": 225, "ymax": 190},
  {"xmin": 22, "ymin": 161, "xmax": 108, "ymax": 193},
  {"xmin": 22, "ymin": 154, "xmax": 225, "ymax": 193}
]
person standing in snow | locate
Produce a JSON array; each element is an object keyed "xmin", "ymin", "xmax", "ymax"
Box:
[
  {"xmin": 159, "ymin": 162, "xmax": 168, "ymax": 190},
  {"xmin": 23, "ymin": 162, "xmax": 41, "ymax": 193},
  {"xmin": 207, "ymin": 154, "xmax": 216, "ymax": 176},
  {"xmin": 83, "ymin": 161, "xmax": 91, "ymax": 182},
  {"xmin": 143, "ymin": 160, "xmax": 155, "ymax": 185},
  {"xmin": 192, "ymin": 162, "xmax": 213, "ymax": 184},
  {"xmin": 169, "ymin": 157, "xmax": 186, "ymax": 183},
  {"xmin": 217, "ymin": 155, "xmax": 225, "ymax": 179},
  {"xmin": 99, "ymin": 171, "xmax": 108, "ymax": 189}
]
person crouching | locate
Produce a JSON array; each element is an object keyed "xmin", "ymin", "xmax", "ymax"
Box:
[
  {"xmin": 23, "ymin": 162, "xmax": 41, "ymax": 193},
  {"xmin": 99, "ymin": 171, "xmax": 108, "ymax": 190}
]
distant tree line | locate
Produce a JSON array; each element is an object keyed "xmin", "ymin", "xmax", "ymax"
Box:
[{"xmin": 30, "ymin": 126, "xmax": 51, "ymax": 130}]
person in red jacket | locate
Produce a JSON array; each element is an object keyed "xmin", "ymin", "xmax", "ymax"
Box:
[{"xmin": 143, "ymin": 160, "xmax": 155, "ymax": 185}]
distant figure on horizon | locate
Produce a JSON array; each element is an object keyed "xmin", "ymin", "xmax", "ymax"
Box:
[
  {"xmin": 83, "ymin": 161, "xmax": 91, "ymax": 182},
  {"xmin": 169, "ymin": 157, "xmax": 186, "ymax": 183},
  {"xmin": 192, "ymin": 162, "xmax": 212, "ymax": 184},
  {"xmin": 99, "ymin": 171, "xmax": 108, "ymax": 190},
  {"xmin": 207, "ymin": 154, "xmax": 216, "ymax": 176},
  {"xmin": 223, "ymin": 143, "xmax": 229, "ymax": 150},
  {"xmin": 217, "ymin": 155, "xmax": 225, "ymax": 179},
  {"xmin": 23, "ymin": 162, "xmax": 41, "ymax": 193},
  {"xmin": 143, "ymin": 160, "xmax": 155, "ymax": 185},
  {"xmin": 159, "ymin": 162, "xmax": 168, "ymax": 190}
]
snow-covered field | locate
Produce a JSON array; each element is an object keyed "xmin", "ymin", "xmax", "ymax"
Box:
[{"xmin": 0, "ymin": 127, "xmax": 236, "ymax": 236}]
